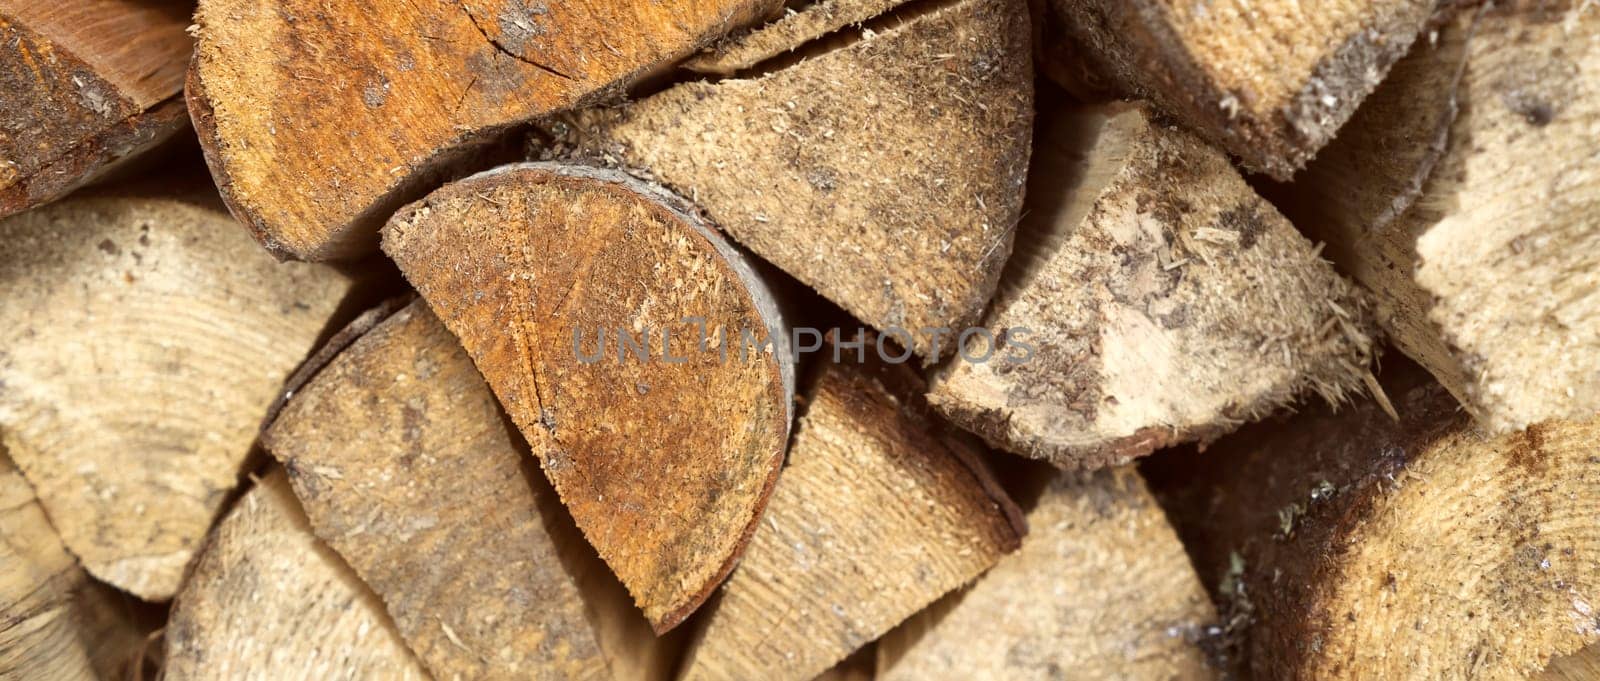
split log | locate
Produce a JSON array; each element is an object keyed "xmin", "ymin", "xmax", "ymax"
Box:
[
  {"xmin": 0, "ymin": 0, "xmax": 191, "ymax": 217},
  {"xmin": 1264, "ymin": 2, "xmax": 1600, "ymax": 433},
  {"xmin": 0, "ymin": 452, "xmax": 151, "ymax": 680},
  {"xmin": 164, "ymin": 470, "xmax": 428, "ymax": 679},
  {"xmin": 1146, "ymin": 360, "xmax": 1600, "ymax": 679},
  {"xmin": 677, "ymin": 337, "xmax": 1025, "ymax": 681},
  {"xmin": 382, "ymin": 163, "xmax": 793, "ymax": 632},
  {"xmin": 556, "ymin": 0, "xmax": 1032, "ymax": 359},
  {"xmin": 682, "ymin": 0, "xmax": 909, "ymax": 75},
  {"xmin": 927, "ymin": 102, "xmax": 1377, "ymax": 470},
  {"xmin": 264, "ymin": 299, "xmax": 659, "ymax": 680},
  {"xmin": 187, "ymin": 0, "xmax": 780, "ymax": 260},
  {"xmin": 1541, "ymin": 645, "xmax": 1600, "ymax": 681},
  {"xmin": 876, "ymin": 466, "xmax": 1217, "ymax": 680},
  {"xmin": 0, "ymin": 194, "xmax": 354, "ymax": 599},
  {"xmin": 1048, "ymin": 0, "xmax": 1438, "ymax": 178}
]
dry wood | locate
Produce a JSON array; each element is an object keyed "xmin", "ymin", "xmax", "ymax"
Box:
[
  {"xmin": 0, "ymin": 452, "xmax": 150, "ymax": 681},
  {"xmin": 682, "ymin": 0, "xmax": 909, "ymax": 75},
  {"xmin": 876, "ymin": 467, "xmax": 1216, "ymax": 680},
  {"xmin": 264, "ymin": 299, "xmax": 651, "ymax": 680},
  {"xmin": 1147, "ymin": 360, "xmax": 1600, "ymax": 679},
  {"xmin": 1048, "ymin": 0, "xmax": 1437, "ymax": 179},
  {"xmin": 0, "ymin": 194, "xmax": 353, "ymax": 599},
  {"xmin": 927, "ymin": 103, "xmax": 1377, "ymax": 470},
  {"xmin": 383, "ymin": 162, "xmax": 793, "ymax": 632},
  {"xmin": 557, "ymin": 0, "xmax": 1032, "ymax": 359},
  {"xmin": 1541, "ymin": 645, "xmax": 1600, "ymax": 681},
  {"xmin": 187, "ymin": 0, "xmax": 780, "ymax": 261},
  {"xmin": 0, "ymin": 0, "xmax": 191, "ymax": 217},
  {"xmin": 678, "ymin": 339, "xmax": 1025, "ymax": 681},
  {"xmin": 164, "ymin": 470, "xmax": 428, "ymax": 679},
  {"xmin": 1266, "ymin": 2, "xmax": 1600, "ymax": 433}
]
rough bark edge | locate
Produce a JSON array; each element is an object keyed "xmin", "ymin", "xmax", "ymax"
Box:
[
  {"xmin": 258, "ymin": 294, "xmax": 417, "ymax": 431},
  {"xmin": 0, "ymin": 96, "xmax": 187, "ymax": 219}
]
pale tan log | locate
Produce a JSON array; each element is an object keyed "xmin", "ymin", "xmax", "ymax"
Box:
[
  {"xmin": 164, "ymin": 470, "xmax": 428, "ymax": 680},
  {"xmin": 0, "ymin": 194, "xmax": 353, "ymax": 599},
  {"xmin": 1540, "ymin": 645, "xmax": 1600, "ymax": 681},
  {"xmin": 927, "ymin": 103, "xmax": 1377, "ymax": 470},
  {"xmin": 682, "ymin": 0, "xmax": 909, "ymax": 75},
  {"xmin": 678, "ymin": 341, "xmax": 1025, "ymax": 681},
  {"xmin": 1268, "ymin": 2, "xmax": 1600, "ymax": 433},
  {"xmin": 877, "ymin": 467, "xmax": 1216, "ymax": 680}
]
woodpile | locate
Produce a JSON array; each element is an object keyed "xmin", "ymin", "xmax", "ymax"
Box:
[{"xmin": 1, "ymin": 0, "xmax": 1596, "ymax": 679}]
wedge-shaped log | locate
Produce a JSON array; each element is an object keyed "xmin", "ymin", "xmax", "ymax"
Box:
[
  {"xmin": 1148, "ymin": 361, "xmax": 1600, "ymax": 679},
  {"xmin": 0, "ymin": 194, "xmax": 352, "ymax": 599},
  {"xmin": 265, "ymin": 299, "xmax": 647, "ymax": 680},
  {"xmin": 0, "ymin": 0, "xmax": 191, "ymax": 217},
  {"xmin": 1, "ymin": 453, "xmax": 151, "ymax": 680},
  {"xmin": 1267, "ymin": 3, "xmax": 1600, "ymax": 433},
  {"xmin": 165, "ymin": 471, "xmax": 428, "ymax": 679},
  {"xmin": 1049, "ymin": 0, "xmax": 1436, "ymax": 178},
  {"xmin": 187, "ymin": 0, "xmax": 779, "ymax": 260},
  {"xmin": 682, "ymin": 0, "xmax": 910, "ymax": 75},
  {"xmin": 928, "ymin": 104, "xmax": 1377, "ymax": 470},
  {"xmin": 561, "ymin": 0, "xmax": 1032, "ymax": 359},
  {"xmin": 877, "ymin": 467, "xmax": 1216, "ymax": 680},
  {"xmin": 678, "ymin": 341, "xmax": 1024, "ymax": 681},
  {"xmin": 383, "ymin": 163, "xmax": 793, "ymax": 632}
]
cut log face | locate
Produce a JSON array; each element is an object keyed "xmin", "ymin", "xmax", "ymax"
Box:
[
  {"xmin": 187, "ymin": 0, "xmax": 779, "ymax": 261},
  {"xmin": 876, "ymin": 467, "xmax": 1217, "ymax": 681},
  {"xmin": 262, "ymin": 300, "xmax": 612, "ymax": 680},
  {"xmin": 0, "ymin": 0, "xmax": 191, "ymax": 217},
  {"xmin": 164, "ymin": 470, "xmax": 429, "ymax": 679},
  {"xmin": 927, "ymin": 104, "xmax": 1377, "ymax": 470},
  {"xmin": 0, "ymin": 195, "xmax": 353, "ymax": 599},
  {"xmin": 1049, "ymin": 0, "xmax": 1436, "ymax": 178},
  {"xmin": 1267, "ymin": 3, "xmax": 1600, "ymax": 433},
  {"xmin": 559, "ymin": 0, "xmax": 1033, "ymax": 360},
  {"xmin": 682, "ymin": 0, "xmax": 910, "ymax": 75},
  {"xmin": 382, "ymin": 163, "xmax": 793, "ymax": 632},
  {"xmin": 678, "ymin": 343, "xmax": 1025, "ymax": 681},
  {"xmin": 1147, "ymin": 361, "xmax": 1600, "ymax": 679}
]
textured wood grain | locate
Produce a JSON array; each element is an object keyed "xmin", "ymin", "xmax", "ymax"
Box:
[
  {"xmin": 927, "ymin": 103, "xmax": 1377, "ymax": 470},
  {"xmin": 559, "ymin": 0, "xmax": 1032, "ymax": 360},
  {"xmin": 0, "ymin": 0, "xmax": 191, "ymax": 217},
  {"xmin": 0, "ymin": 194, "xmax": 352, "ymax": 599},
  {"xmin": 383, "ymin": 163, "xmax": 793, "ymax": 632},
  {"xmin": 1049, "ymin": 0, "xmax": 1436, "ymax": 178},
  {"xmin": 678, "ymin": 343, "xmax": 1024, "ymax": 681},
  {"xmin": 877, "ymin": 467, "xmax": 1217, "ymax": 680},
  {"xmin": 188, "ymin": 0, "xmax": 779, "ymax": 260},
  {"xmin": 1268, "ymin": 2, "xmax": 1600, "ymax": 433},
  {"xmin": 1149, "ymin": 360, "xmax": 1600, "ymax": 679},
  {"xmin": 164, "ymin": 471, "xmax": 428, "ymax": 680},
  {"xmin": 682, "ymin": 0, "xmax": 909, "ymax": 75}
]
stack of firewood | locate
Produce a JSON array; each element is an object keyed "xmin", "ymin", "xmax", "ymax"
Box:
[{"xmin": 2, "ymin": 0, "xmax": 1598, "ymax": 678}]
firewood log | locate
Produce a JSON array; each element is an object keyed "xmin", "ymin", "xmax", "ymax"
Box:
[
  {"xmin": 164, "ymin": 470, "xmax": 428, "ymax": 679},
  {"xmin": 186, "ymin": 0, "xmax": 780, "ymax": 260},
  {"xmin": 1047, "ymin": 0, "xmax": 1439, "ymax": 178},
  {"xmin": 1264, "ymin": 1, "xmax": 1600, "ymax": 433},
  {"xmin": 677, "ymin": 335, "xmax": 1024, "ymax": 681},
  {"xmin": 0, "ymin": 192, "xmax": 353, "ymax": 600},
  {"xmin": 682, "ymin": 0, "xmax": 911, "ymax": 75},
  {"xmin": 557, "ymin": 0, "xmax": 1033, "ymax": 359},
  {"xmin": 876, "ymin": 466, "xmax": 1217, "ymax": 680},
  {"xmin": 0, "ymin": 0, "xmax": 191, "ymax": 217},
  {"xmin": 382, "ymin": 163, "xmax": 793, "ymax": 632},
  {"xmin": 1146, "ymin": 360, "xmax": 1600, "ymax": 679},
  {"xmin": 928, "ymin": 101, "xmax": 1378, "ymax": 470}
]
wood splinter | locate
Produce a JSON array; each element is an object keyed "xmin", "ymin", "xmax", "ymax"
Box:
[{"xmin": 382, "ymin": 163, "xmax": 794, "ymax": 633}]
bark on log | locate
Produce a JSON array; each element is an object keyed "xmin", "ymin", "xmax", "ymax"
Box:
[
  {"xmin": 1048, "ymin": 0, "xmax": 1438, "ymax": 179},
  {"xmin": 876, "ymin": 467, "xmax": 1217, "ymax": 680},
  {"xmin": 556, "ymin": 0, "xmax": 1033, "ymax": 360},
  {"xmin": 164, "ymin": 470, "xmax": 429, "ymax": 679},
  {"xmin": 1146, "ymin": 360, "xmax": 1600, "ymax": 679},
  {"xmin": 681, "ymin": 0, "xmax": 910, "ymax": 75},
  {"xmin": 382, "ymin": 163, "xmax": 793, "ymax": 632},
  {"xmin": 1264, "ymin": 1, "xmax": 1600, "ymax": 433},
  {"xmin": 0, "ymin": 194, "xmax": 353, "ymax": 599},
  {"xmin": 0, "ymin": 0, "xmax": 191, "ymax": 217},
  {"xmin": 186, "ymin": 0, "xmax": 779, "ymax": 260},
  {"xmin": 677, "ymin": 337, "xmax": 1025, "ymax": 681},
  {"xmin": 927, "ymin": 103, "xmax": 1377, "ymax": 470}
]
